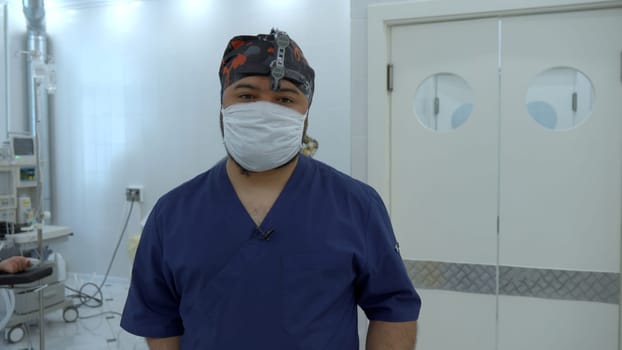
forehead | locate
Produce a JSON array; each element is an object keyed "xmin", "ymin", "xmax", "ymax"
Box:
[{"xmin": 225, "ymin": 75, "xmax": 302, "ymax": 94}]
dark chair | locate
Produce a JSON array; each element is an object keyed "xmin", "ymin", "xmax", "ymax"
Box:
[{"xmin": 0, "ymin": 265, "xmax": 53, "ymax": 349}]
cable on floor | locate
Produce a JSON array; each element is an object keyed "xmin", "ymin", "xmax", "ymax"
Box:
[{"xmin": 63, "ymin": 200, "xmax": 135, "ymax": 317}]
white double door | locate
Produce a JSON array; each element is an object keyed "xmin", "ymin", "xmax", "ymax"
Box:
[{"xmin": 390, "ymin": 9, "xmax": 622, "ymax": 350}]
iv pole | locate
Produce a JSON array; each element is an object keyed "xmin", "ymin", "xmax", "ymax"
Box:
[{"xmin": 32, "ymin": 74, "xmax": 46, "ymax": 350}]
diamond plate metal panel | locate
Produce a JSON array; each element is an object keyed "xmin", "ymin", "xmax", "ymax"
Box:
[
  {"xmin": 404, "ymin": 260, "xmax": 620, "ymax": 304},
  {"xmin": 499, "ymin": 266, "xmax": 619, "ymax": 304},
  {"xmin": 405, "ymin": 260, "xmax": 496, "ymax": 295}
]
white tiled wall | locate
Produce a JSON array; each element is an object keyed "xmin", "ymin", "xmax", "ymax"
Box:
[
  {"xmin": 1, "ymin": 0, "xmax": 351, "ymax": 278},
  {"xmin": 0, "ymin": 5, "xmax": 5, "ymax": 139},
  {"xmin": 3, "ymin": 2, "xmax": 28, "ymax": 137},
  {"xmin": 350, "ymin": 16, "xmax": 368, "ymax": 183}
]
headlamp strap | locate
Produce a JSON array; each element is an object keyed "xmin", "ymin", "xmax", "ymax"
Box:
[{"xmin": 270, "ymin": 29, "xmax": 290, "ymax": 91}]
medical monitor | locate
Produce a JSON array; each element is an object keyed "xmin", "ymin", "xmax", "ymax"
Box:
[
  {"xmin": 10, "ymin": 136, "xmax": 36, "ymax": 165},
  {"xmin": 0, "ymin": 167, "xmax": 16, "ymax": 210}
]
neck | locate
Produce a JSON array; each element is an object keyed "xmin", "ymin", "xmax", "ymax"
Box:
[{"xmin": 226, "ymin": 156, "xmax": 299, "ymax": 188}]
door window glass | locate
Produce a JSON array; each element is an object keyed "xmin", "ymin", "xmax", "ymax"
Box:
[
  {"xmin": 526, "ymin": 67, "xmax": 594, "ymax": 130},
  {"xmin": 413, "ymin": 73, "xmax": 474, "ymax": 132}
]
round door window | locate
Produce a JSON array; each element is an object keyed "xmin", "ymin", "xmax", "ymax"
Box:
[
  {"xmin": 526, "ymin": 67, "xmax": 594, "ymax": 130},
  {"xmin": 413, "ymin": 73, "xmax": 474, "ymax": 132}
]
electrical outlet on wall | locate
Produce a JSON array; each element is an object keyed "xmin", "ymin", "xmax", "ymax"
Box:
[{"xmin": 125, "ymin": 186, "xmax": 143, "ymax": 202}]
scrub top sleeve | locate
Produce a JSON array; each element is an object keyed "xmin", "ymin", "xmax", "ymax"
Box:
[
  {"xmin": 121, "ymin": 204, "xmax": 184, "ymax": 338},
  {"xmin": 356, "ymin": 190, "xmax": 421, "ymax": 322}
]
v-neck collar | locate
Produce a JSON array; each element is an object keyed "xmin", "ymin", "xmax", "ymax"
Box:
[{"xmin": 221, "ymin": 156, "xmax": 307, "ymax": 233}]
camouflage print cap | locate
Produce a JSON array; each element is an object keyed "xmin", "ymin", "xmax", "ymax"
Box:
[{"xmin": 219, "ymin": 28, "xmax": 315, "ymax": 104}]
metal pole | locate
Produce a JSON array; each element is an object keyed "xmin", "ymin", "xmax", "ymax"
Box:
[
  {"xmin": 39, "ymin": 284, "xmax": 44, "ymax": 349},
  {"xmin": 33, "ymin": 75, "xmax": 45, "ymax": 350},
  {"xmin": 3, "ymin": 4, "xmax": 9, "ymax": 139},
  {"xmin": 33, "ymin": 77, "xmax": 43, "ymax": 256}
]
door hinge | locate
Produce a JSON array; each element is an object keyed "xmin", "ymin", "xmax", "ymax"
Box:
[
  {"xmin": 387, "ymin": 64, "xmax": 394, "ymax": 92},
  {"xmin": 497, "ymin": 215, "xmax": 500, "ymax": 234}
]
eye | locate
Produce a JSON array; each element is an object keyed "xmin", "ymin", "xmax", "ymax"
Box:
[
  {"xmin": 238, "ymin": 94, "xmax": 256, "ymax": 100},
  {"xmin": 276, "ymin": 96, "xmax": 295, "ymax": 104}
]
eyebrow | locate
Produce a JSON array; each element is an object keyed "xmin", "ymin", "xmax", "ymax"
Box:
[
  {"xmin": 233, "ymin": 83, "xmax": 260, "ymax": 91},
  {"xmin": 233, "ymin": 83, "xmax": 302, "ymax": 95}
]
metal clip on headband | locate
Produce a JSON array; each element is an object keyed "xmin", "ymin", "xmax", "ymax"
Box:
[{"xmin": 270, "ymin": 30, "xmax": 290, "ymax": 91}]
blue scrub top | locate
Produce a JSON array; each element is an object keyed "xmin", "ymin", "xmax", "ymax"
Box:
[{"xmin": 121, "ymin": 155, "xmax": 421, "ymax": 349}]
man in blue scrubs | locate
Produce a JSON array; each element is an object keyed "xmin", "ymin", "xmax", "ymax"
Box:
[{"xmin": 121, "ymin": 28, "xmax": 421, "ymax": 350}]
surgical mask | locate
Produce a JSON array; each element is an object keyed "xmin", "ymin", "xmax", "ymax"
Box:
[{"xmin": 222, "ymin": 101, "xmax": 307, "ymax": 172}]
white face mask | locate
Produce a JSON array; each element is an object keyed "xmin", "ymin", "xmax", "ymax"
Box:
[{"xmin": 222, "ymin": 101, "xmax": 307, "ymax": 172}]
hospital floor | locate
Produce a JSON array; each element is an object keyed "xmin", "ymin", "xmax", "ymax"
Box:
[
  {"xmin": 3, "ymin": 276, "xmax": 368, "ymax": 350},
  {"xmin": 3, "ymin": 276, "xmax": 148, "ymax": 350}
]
